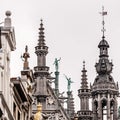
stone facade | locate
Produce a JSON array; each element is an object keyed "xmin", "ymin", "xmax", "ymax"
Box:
[
  {"xmin": 0, "ymin": 11, "xmax": 33, "ymax": 120},
  {"xmin": 0, "ymin": 11, "xmax": 16, "ymax": 120}
]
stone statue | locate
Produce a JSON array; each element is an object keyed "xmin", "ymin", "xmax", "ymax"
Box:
[
  {"xmin": 53, "ymin": 58, "xmax": 61, "ymax": 71},
  {"xmin": 23, "ymin": 45, "xmax": 30, "ymax": 62},
  {"xmin": 64, "ymin": 75, "xmax": 74, "ymax": 92}
]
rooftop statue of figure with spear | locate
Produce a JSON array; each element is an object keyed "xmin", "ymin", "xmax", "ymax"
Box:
[
  {"xmin": 53, "ymin": 58, "xmax": 61, "ymax": 72},
  {"xmin": 64, "ymin": 75, "xmax": 74, "ymax": 92},
  {"xmin": 53, "ymin": 58, "xmax": 61, "ymax": 96}
]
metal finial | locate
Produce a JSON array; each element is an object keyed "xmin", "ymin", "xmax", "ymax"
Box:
[
  {"xmin": 40, "ymin": 19, "xmax": 43, "ymax": 29},
  {"xmin": 25, "ymin": 45, "xmax": 28, "ymax": 52},
  {"xmin": 83, "ymin": 60, "xmax": 85, "ymax": 69},
  {"xmin": 41, "ymin": 19, "xmax": 43, "ymax": 22},
  {"xmin": 100, "ymin": 6, "xmax": 107, "ymax": 39},
  {"xmin": 40, "ymin": 19, "xmax": 43, "ymax": 26},
  {"xmin": 38, "ymin": 19, "xmax": 45, "ymax": 46},
  {"xmin": 5, "ymin": 11, "xmax": 11, "ymax": 17}
]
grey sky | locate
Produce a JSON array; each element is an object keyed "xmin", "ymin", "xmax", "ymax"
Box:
[{"xmin": 0, "ymin": 0, "xmax": 120, "ymax": 111}]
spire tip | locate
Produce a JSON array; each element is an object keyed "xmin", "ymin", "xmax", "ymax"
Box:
[
  {"xmin": 100, "ymin": 6, "xmax": 107, "ymax": 39},
  {"xmin": 40, "ymin": 19, "xmax": 43, "ymax": 23},
  {"xmin": 83, "ymin": 60, "xmax": 85, "ymax": 69}
]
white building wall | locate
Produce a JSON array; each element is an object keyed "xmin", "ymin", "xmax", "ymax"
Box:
[{"xmin": 0, "ymin": 11, "xmax": 16, "ymax": 119}]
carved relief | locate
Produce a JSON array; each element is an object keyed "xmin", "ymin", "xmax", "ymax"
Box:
[
  {"xmin": 46, "ymin": 96, "xmax": 55, "ymax": 106},
  {"xmin": 47, "ymin": 112, "xmax": 65, "ymax": 120},
  {"xmin": 57, "ymin": 112, "xmax": 65, "ymax": 120},
  {"xmin": 48, "ymin": 113, "xmax": 55, "ymax": 120}
]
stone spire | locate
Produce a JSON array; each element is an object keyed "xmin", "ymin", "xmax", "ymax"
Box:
[
  {"xmin": 34, "ymin": 20, "xmax": 49, "ymax": 77},
  {"xmin": 77, "ymin": 61, "xmax": 92, "ymax": 120},
  {"xmin": 81, "ymin": 61, "xmax": 88, "ymax": 89},
  {"xmin": 34, "ymin": 20, "xmax": 49, "ymax": 102},
  {"xmin": 38, "ymin": 19, "xmax": 46, "ymax": 47}
]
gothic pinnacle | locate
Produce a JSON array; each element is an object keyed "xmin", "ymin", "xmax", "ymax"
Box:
[
  {"xmin": 38, "ymin": 19, "xmax": 45, "ymax": 46},
  {"xmin": 83, "ymin": 60, "xmax": 85, "ymax": 70},
  {"xmin": 81, "ymin": 61, "xmax": 88, "ymax": 89}
]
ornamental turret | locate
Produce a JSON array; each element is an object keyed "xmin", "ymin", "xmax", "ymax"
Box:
[
  {"xmin": 95, "ymin": 29, "xmax": 113, "ymax": 76},
  {"xmin": 77, "ymin": 61, "xmax": 92, "ymax": 120},
  {"xmin": 95, "ymin": 37, "xmax": 113, "ymax": 76},
  {"xmin": 34, "ymin": 20, "xmax": 49, "ymax": 73},
  {"xmin": 91, "ymin": 7, "xmax": 119, "ymax": 120}
]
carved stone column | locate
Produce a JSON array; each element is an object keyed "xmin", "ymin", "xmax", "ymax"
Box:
[
  {"xmin": 107, "ymin": 94, "xmax": 110, "ymax": 120},
  {"xmin": 92, "ymin": 99, "xmax": 97, "ymax": 120},
  {"xmin": 113, "ymin": 95, "xmax": 118, "ymax": 120},
  {"xmin": 98, "ymin": 94, "xmax": 102, "ymax": 120}
]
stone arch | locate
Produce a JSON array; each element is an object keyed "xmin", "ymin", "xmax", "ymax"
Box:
[
  {"xmin": 94, "ymin": 99, "xmax": 98, "ymax": 108},
  {"xmin": 101, "ymin": 98, "xmax": 107, "ymax": 108}
]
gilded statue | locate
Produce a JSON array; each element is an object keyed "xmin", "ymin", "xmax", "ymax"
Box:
[
  {"xmin": 34, "ymin": 103, "xmax": 42, "ymax": 120},
  {"xmin": 34, "ymin": 102, "xmax": 49, "ymax": 120}
]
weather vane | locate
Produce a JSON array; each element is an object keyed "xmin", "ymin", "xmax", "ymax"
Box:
[{"xmin": 99, "ymin": 6, "xmax": 107, "ymax": 38}]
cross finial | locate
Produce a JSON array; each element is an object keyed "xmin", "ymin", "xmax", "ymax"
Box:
[{"xmin": 100, "ymin": 6, "xmax": 107, "ymax": 39}]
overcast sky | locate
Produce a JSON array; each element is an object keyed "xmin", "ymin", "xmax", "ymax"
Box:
[{"xmin": 1, "ymin": 0, "xmax": 120, "ymax": 111}]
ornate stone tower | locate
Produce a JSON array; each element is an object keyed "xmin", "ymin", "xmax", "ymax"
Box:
[
  {"xmin": 32, "ymin": 20, "xmax": 70, "ymax": 120},
  {"xmin": 91, "ymin": 7, "xmax": 119, "ymax": 120},
  {"xmin": 77, "ymin": 61, "xmax": 92, "ymax": 120},
  {"xmin": 34, "ymin": 20, "xmax": 49, "ymax": 105}
]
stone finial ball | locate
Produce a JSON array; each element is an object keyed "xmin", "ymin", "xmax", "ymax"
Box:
[{"xmin": 5, "ymin": 11, "xmax": 11, "ymax": 17}]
